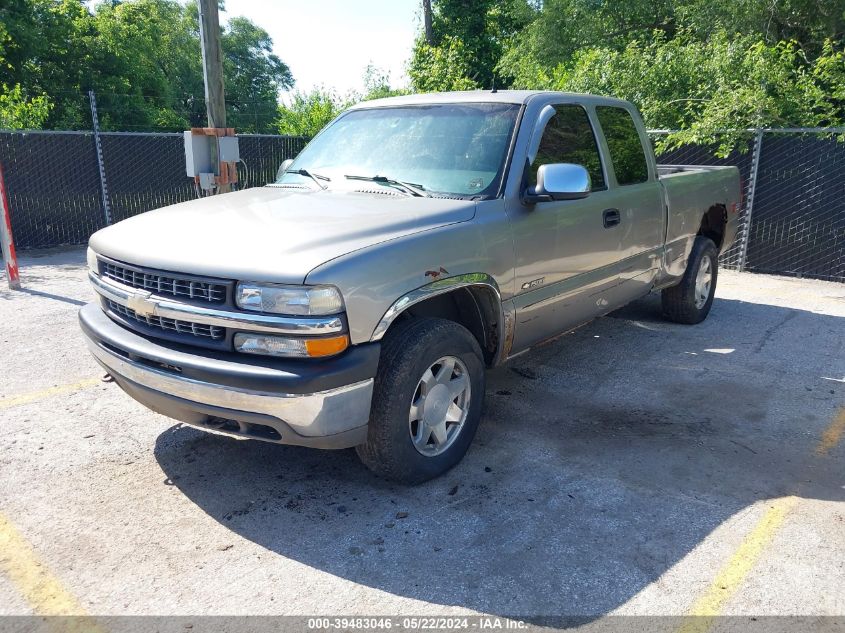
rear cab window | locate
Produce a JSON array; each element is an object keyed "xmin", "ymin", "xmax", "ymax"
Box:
[
  {"xmin": 595, "ymin": 106, "xmax": 650, "ymax": 185},
  {"xmin": 530, "ymin": 104, "xmax": 606, "ymax": 191}
]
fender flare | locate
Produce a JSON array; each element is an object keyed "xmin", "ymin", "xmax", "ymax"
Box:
[{"xmin": 369, "ymin": 273, "xmax": 514, "ymax": 366}]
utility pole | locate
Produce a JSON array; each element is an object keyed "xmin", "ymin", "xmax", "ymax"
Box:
[{"xmin": 196, "ymin": 0, "xmax": 231, "ymax": 193}]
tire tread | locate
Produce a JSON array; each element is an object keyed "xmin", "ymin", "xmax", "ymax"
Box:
[
  {"xmin": 356, "ymin": 317, "xmax": 484, "ymax": 484},
  {"xmin": 662, "ymin": 236, "xmax": 718, "ymax": 324}
]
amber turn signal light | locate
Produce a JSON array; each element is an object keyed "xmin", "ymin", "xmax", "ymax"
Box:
[{"xmin": 305, "ymin": 334, "xmax": 349, "ymax": 358}]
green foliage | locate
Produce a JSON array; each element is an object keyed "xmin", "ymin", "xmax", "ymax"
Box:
[
  {"xmin": 0, "ymin": 0, "xmax": 292, "ymax": 132},
  {"xmin": 409, "ymin": 35, "xmax": 480, "ymax": 92},
  {"xmin": 3, "ymin": 0, "xmax": 844, "ymax": 149},
  {"xmin": 0, "ymin": 83, "xmax": 52, "ymax": 129},
  {"xmin": 359, "ymin": 65, "xmax": 409, "ymax": 101},
  {"xmin": 813, "ymin": 40, "xmax": 845, "ymax": 105},
  {"xmin": 546, "ymin": 31, "xmax": 842, "ymax": 155},
  {"xmin": 499, "ymin": 0, "xmax": 674, "ymax": 81},
  {"xmin": 222, "ymin": 15, "xmax": 293, "ymax": 131},
  {"xmin": 499, "ymin": 0, "xmax": 845, "ymax": 84},
  {"xmin": 0, "ymin": 0, "xmax": 95, "ymax": 129},
  {"xmin": 409, "ymin": 0, "xmax": 533, "ymax": 92},
  {"xmin": 277, "ymin": 67, "xmax": 410, "ymax": 139},
  {"xmin": 276, "ymin": 89, "xmax": 346, "ymax": 138},
  {"xmin": 413, "ymin": 0, "xmax": 844, "ymax": 152},
  {"xmin": 88, "ymin": 0, "xmax": 202, "ymax": 130}
]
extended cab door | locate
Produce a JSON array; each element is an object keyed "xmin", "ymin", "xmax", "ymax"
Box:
[
  {"xmin": 506, "ymin": 102, "xmax": 624, "ymax": 352},
  {"xmin": 593, "ymin": 105, "xmax": 665, "ymax": 299}
]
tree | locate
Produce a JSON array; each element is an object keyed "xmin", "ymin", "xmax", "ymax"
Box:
[
  {"xmin": 488, "ymin": 0, "xmax": 845, "ymax": 153},
  {"xmin": 409, "ymin": 0, "xmax": 534, "ymax": 92},
  {"xmin": 89, "ymin": 0, "xmax": 292, "ymax": 132},
  {"xmin": 276, "ymin": 67, "xmax": 408, "ymax": 139},
  {"xmin": 276, "ymin": 89, "xmax": 345, "ymax": 138},
  {"xmin": 0, "ymin": 0, "xmax": 293, "ymax": 131},
  {"xmin": 359, "ymin": 65, "xmax": 408, "ymax": 101},
  {"xmin": 675, "ymin": 0, "xmax": 845, "ymax": 56},
  {"xmin": 222, "ymin": 16, "xmax": 293, "ymax": 132},
  {"xmin": 549, "ymin": 31, "xmax": 842, "ymax": 155},
  {"xmin": 0, "ymin": 83, "xmax": 52, "ymax": 129},
  {"xmin": 422, "ymin": 0, "xmax": 434, "ymax": 45},
  {"xmin": 499, "ymin": 0, "xmax": 845, "ymax": 86},
  {"xmin": 88, "ymin": 0, "xmax": 202, "ymax": 130},
  {"xmin": 409, "ymin": 35, "xmax": 480, "ymax": 92},
  {"xmin": 0, "ymin": 0, "xmax": 95, "ymax": 129},
  {"xmin": 498, "ymin": 0, "xmax": 675, "ymax": 84}
]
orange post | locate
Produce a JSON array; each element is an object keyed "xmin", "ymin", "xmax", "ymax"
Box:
[{"xmin": 0, "ymin": 163, "xmax": 20, "ymax": 290}]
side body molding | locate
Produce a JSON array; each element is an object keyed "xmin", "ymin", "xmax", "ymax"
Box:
[{"xmin": 370, "ymin": 273, "xmax": 515, "ymax": 366}]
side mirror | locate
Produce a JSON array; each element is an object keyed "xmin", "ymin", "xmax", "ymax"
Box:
[
  {"xmin": 276, "ymin": 158, "xmax": 294, "ymax": 181},
  {"xmin": 524, "ymin": 163, "xmax": 591, "ymax": 204}
]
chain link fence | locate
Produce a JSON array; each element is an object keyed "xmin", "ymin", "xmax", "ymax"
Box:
[
  {"xmin": 744, "ymin": 132, "xmax": 845, "ymax": 282},
  {"xmin": 0, "ymin": 130, "xmax": 105, "ymax": 248},
  {"xmin": 0, "ymin": 125, "xmax": 842, "ymax": 283},
  {"xmin": 98, "ymin": 132, "xmax": 306, "ymax": 224},
  {"xmin": 653, "ymin": 128, "xmax": 844, "ymax": 283},
  {"xmin": 0, "ymin": 130, "xmax": 307, "ymax": 249}
]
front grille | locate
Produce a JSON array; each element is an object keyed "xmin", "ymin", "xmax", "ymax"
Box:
[
  {"xmin": 102, "ymin": 261, "xmax": 227, "ymax": 303},
  {"xmin": 107, "ymin": 299, "xmax": 225, "ymax": 341}
]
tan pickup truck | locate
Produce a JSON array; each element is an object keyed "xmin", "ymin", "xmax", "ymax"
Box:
[{"xmin": 80, "ymin": 91, "xmax": 741, "ymax": 483}]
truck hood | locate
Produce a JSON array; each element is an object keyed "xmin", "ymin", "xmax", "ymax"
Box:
[{"xmin": 89, "ymin": 187, "xmax": 476, "ymax": 283}]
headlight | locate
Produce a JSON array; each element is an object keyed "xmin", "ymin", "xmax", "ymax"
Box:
[
  {"xmin": 234, "ymin": 333, "xmax": 349, "ymax": 358},
  {"xmin": 235, "ymin": 282, "xmax": 344, "ymax": 316}
]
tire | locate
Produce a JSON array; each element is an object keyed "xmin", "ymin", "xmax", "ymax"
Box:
[
  {"xmin": 356, "ymin": 317, "xmax": 485, "ymax": 484},
  {"xmin": 662, "ymin": 235, "xmax": 718, "ymax": 324}
]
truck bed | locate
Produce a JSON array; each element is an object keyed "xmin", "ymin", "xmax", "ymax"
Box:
[{"xmin": 656, "ymin": 163, "xmax": 742, "ymax": 262}]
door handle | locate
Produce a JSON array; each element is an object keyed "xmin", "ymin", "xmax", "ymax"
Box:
[{"xmin": 603, "ymin": 208, "xmax": 621, "ymax": 228}]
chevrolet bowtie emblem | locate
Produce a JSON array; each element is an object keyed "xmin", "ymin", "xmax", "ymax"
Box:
[{"xmin": 127, "ymin": 291, "xmax": 156, "ymax": 317}]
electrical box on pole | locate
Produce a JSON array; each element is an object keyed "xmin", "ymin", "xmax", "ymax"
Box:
[
  {"xmin": 184, "ymin": 129, "xmax": 240, "ymax": 193},
  {"xmin": 189, "ymin": 0, "xmax": 236, "ymax": 195},
  {"xmin": 183, "ymin": 131, "xmax": 212, "ymax": 177}
]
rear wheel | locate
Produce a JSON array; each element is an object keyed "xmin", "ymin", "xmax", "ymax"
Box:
[
  {"xmin": 356, "ymin": 317, "xmax": 485, "ymax": 484},
  {"xmin": 662, "ymin": 236, "xmax": 718, "ymax": 324}
]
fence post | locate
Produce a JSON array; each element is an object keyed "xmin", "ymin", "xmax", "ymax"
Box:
[
  {"xmin": 0, "ymin": 163, "xmax": 21, "ymax": 290},
  {"xmin": 88, "ymin": 90, "xmax": 113, "ymax": 226},
  {"xmin": 738, "ymin": 129, "xmax": 764, "ymax": 272}
]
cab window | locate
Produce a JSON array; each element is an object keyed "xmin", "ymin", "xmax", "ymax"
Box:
[
  {"xmin": 530, "ymin": 104, "xmax": 605, "ymax": 191},
  {"xmin": 595, "ymin": 106, "xmax": 649, "ymax": 185}
]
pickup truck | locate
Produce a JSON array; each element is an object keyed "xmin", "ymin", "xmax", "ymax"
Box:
[{"xmin": 80, "ymin": 91, "xmax": 741, "ymax": 483}]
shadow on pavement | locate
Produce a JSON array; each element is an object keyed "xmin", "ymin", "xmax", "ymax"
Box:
[
  {"xmin": 19, "ymin": 287, "xmax": 87, "ymax": 306},
  {"xmin": 155, "ymin": 294, "xmax": 844, "ymax": 620}
]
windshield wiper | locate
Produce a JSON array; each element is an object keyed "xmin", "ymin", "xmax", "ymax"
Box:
[
  {"xmin": 287, "ymin": 168, "xmax": 330, "ymax": 190},
  {"xmin": 345, "ymin": 174, "xmax": 430, "ymax": 197}
]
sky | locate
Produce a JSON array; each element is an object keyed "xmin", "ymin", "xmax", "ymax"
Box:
[{"xmin": 220, "ymin": 0, "xmax": 421, "ymax": 99}]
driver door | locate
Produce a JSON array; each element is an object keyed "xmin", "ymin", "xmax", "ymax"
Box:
[{"xmin": 507, "ymin": 103, "xmax": 623, "ymax": 352}]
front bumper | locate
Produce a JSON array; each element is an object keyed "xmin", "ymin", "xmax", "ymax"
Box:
[{"xmin": 79, "ymin": 303, "xmax": 379, "ymax": 449}]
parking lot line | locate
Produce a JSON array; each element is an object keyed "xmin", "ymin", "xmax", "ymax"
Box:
[
  {"xmin": 677, "ymin": 496, "xmax": 799, "ymax": 633},
  {"xmin": 0, "ymin": 513, "xmax": 88, "ymax": 616},
  {"xmin": 678, "ymin": 406, "xmax": 845, "ymax": 632},
  {"xmin": 0, "ymin": 378, "xmax": 100, "ymax": 411},
  {"xmin": 816, "ymin": 407, "xmax": 845, "ymax": 456}
]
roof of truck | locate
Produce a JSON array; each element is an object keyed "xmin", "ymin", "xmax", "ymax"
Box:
[{"xmin": 348, "ymin": 90, "xmax": 633, "ymax": 109}]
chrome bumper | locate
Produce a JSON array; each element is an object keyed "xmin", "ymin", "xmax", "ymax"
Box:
[{"xmin": 81, "ymin": 304, "xmax": 374, "ymax": 449}]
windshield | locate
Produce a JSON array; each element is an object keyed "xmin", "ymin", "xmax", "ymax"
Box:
[{"xmin": 274, "ymin": 103, "xmax": 521, "ymax": 198}]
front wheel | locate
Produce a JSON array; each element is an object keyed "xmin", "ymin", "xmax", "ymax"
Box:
[
  {"xmin": 356, "ymin": 317, "xmax": 485, "ymax": 484},
  {"xmin": 661, "ymin": 235, "xmax": 718, "ymax": 324}
]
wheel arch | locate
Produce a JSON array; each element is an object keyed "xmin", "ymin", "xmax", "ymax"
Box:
[
  {"xmin": 698, "ymin": 204, "xmax": 728, "ymax": 249},
  {"xmin": 371, "ymin": 274, "xmax": 509, "ymax": 367}
]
